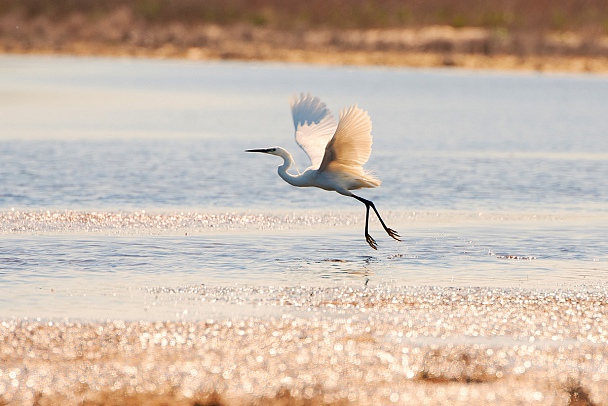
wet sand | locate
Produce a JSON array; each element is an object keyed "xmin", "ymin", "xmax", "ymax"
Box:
[{"xmin": 2, "ymin": 286, "xmax": 608, "ymax": 405}]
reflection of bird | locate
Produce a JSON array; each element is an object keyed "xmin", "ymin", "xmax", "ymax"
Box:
[{"xmin": 247, "ymin": 93, "xmax": 400, "ymax": 249}]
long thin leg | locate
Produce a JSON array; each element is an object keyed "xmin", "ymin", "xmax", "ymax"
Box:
[
  {"xmin": 362, "ymin": 200, "xmax": 377, "ymax": 250},
  {"xmin": 352, "ymin": 195, "xmax": 400, "ymax": 248},
  {"xmin": 368, "ymin": 200, "xmax": 401, "ymax": 241}
]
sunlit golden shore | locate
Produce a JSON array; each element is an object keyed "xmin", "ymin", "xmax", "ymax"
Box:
[{"xmin": 2, "ymin": 285, "xmax": 608, "ymax": 405}]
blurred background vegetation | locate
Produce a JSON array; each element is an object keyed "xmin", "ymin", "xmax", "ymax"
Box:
[
  {"xmin": 1, "ymin": 0, "xmax": 608, "ymax": 70},
  {"xmin": 2, "ymin": 0, "xmax": 608, "ymax": 32}
]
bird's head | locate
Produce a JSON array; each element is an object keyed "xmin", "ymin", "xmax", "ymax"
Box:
[{"xmin": 245, "ymin": 147, "xmax": 286, "ymax": 157}]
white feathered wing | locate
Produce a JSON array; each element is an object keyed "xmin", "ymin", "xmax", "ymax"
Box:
[
  {"xmin": 318, "ymin": 105, "xmax": 381, "ymax": 189},
  {"xmin": 290, "ymin": 93, "xmax": 338, "ymax": 169}
]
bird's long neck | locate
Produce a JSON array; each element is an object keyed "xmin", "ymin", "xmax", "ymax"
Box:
[{"xmin": 276, "ymin": 149, "xmax": 305, "ymax": 187}]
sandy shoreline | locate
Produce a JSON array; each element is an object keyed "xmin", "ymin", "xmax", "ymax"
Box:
[
  {"xmin": 2, "ymin": 286, "xmax": 607, "ymax": 405},
  {"xmin": 8, "ymin": 44, "xmax": 608, "ymax": 74},
  {"xmin": 6, "ymin": 41, "xmax": 608, "ymax": 75}
]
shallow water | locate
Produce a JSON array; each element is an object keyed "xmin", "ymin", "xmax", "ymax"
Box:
[
  {"xmin": 1, "ymin": 214, "xmax": 608, "ymax": 320},
  {"xmin": 0, "ymin": 55, "xmax": 607, "ymax": 404},
  {"xmin": 1, "ymin": 53, "xmax": 607, "ymax": 317}
]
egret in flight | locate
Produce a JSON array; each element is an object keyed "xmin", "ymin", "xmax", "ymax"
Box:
[{"xmin": 246, "ymin": 93, "xmax": 400, "ymax": 249}]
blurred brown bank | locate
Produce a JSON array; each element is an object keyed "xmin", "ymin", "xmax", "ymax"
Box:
[{"xmin": 2, "ymin": 0, "xmax": 608, "ymax": 73}]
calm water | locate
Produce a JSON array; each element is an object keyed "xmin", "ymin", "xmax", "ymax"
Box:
[{"xmin": 0, "ymin": 55, "xmax": 607, "ymax": 320}]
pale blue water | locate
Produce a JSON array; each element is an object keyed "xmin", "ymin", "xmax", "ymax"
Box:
[{"xmin": 0, "ymin": 55, "xmax": 607, "ymax": 320}]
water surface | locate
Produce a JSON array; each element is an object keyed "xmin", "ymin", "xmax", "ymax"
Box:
[{"xmin": 0, "ymin": 55, "xmax": 607, "ymax": 320}]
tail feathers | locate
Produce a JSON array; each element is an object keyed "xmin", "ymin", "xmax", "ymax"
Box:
[
  {"xmin": 360, "ymin": 170, "xmax": 381, "ymax": 188},
  {"xmin": 324, "ymin": 162, "xmax": 382, "ymax": 190}
]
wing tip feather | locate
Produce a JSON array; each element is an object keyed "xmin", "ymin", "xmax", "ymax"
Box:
[{"xmin": 289, "ymin": 91, "xmax": 317, "ymax": 106}]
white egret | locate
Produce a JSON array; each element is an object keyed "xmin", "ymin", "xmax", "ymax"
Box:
[{"xmin": 247, "ymin": 93, "xmax": 400, "ymax": 249}]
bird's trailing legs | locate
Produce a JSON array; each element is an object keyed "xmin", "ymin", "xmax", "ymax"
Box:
[{"xmin": 352, "ymin": 195, "xmax": 400, "ymax": 250}]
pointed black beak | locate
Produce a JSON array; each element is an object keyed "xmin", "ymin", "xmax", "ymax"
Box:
[{"xmin": 245, "ymin": 148, "xmax": 273, "ymax": 153}]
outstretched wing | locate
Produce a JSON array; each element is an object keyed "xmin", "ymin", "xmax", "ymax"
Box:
[
  {"xmin": 318, "ymin": 105, "xmax": 373, "ymax": 172},
  {"xmin": 290, "ymin": 93, "xmax": 338, "ymax": 169}
]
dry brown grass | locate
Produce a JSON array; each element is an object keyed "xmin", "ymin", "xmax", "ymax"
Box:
[
  {"xmin": 565, "ymin": 379, "xmax": 598, "ymax": 406},
  {"xmin": 2, "ymin": 0, "xmax": 608, "ymax": 32}
]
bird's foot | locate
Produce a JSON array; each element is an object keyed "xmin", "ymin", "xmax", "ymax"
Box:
[
  {"xmin": 385, "ymin": 228, "xmax": 401, "ymax": 241},
  {"xmin": 365, "ymin": 233, "xmax": 378, "ymax": 250}
]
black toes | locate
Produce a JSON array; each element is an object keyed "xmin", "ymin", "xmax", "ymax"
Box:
[
  {"xmin": 386, "ymin": 228, "xmax": 401, "ymax": 241},
  {"xmin": 365, "ymin": 234, "xmax": 378, "ymax": 250}
]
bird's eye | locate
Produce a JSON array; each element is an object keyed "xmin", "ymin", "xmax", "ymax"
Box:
[{"xmin": 270, "ymin": 148, "xmax": 276, "ymax": 152}]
